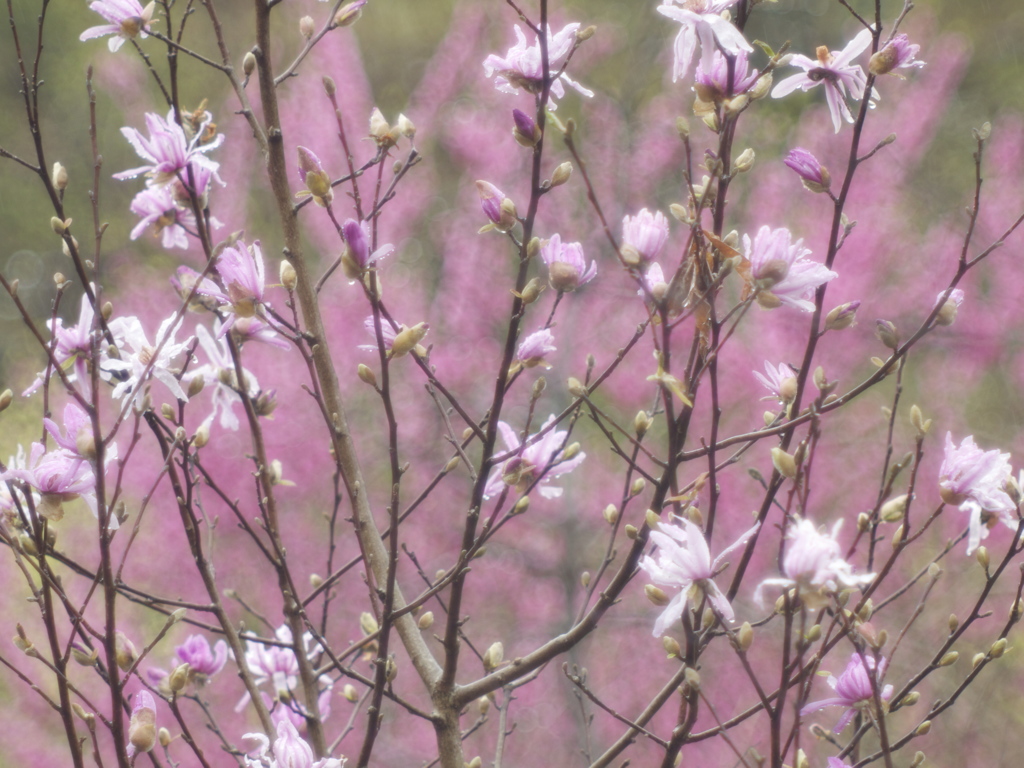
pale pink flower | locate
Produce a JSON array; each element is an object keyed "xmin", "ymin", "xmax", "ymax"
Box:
[
  {"xmin": 484, "ymin": 415, "xmax": 586, "ymax": 500},
  {"xmin": 114, "ymin": 110, "xmax": 223, "ymax": 186},
  {"xmin": 656, "ymin": 0, "xmax": 753, "ymax": 83},
  {"xmin": 1, "ymin": 442, "xmax": 97, "ymax": 522},
  {"xmin": 476, "ymin": 180, "xmax": 506, "ymax": 225},
  {"xmin": 754, "ymin": 361, "xmax": 798, "ymax": 402},
  {"xmin": 801, "ymin": 653, "xmax": 893, "ymax": 732},
  {"xmin": 186, "ymin": 323, "xmax": 261, "ymax": 432},
  {"xmin": 939, "ymin": 433, "xmax": 1016, "ymax": 554},
  {"xmin": 622, "ymin": 209, "xmax": 670, "ymax": 266},
  {"xmin": 755, "ymin": 518, "xmax": 874, "ymax": 607},
  {"xmin": 640, "ymin": 517, "xmax": 760, "ymax": 636},
  {"xmin": 80, "ymin": 0, "xmax": 154, "ymax": 52},
  {"xmin": 827, "ymin": 758, "xmax": 852, "ymax": 768},
  {"xmin": 638, "ymin": 262, "xmax": 669, "ymax": 309},
  {"xmin": 129, "ymin": 185, "xmax": 194, "ymax": 249},
  {"xmin": 236, "ymin": 625, "xmax": 325, "ymax": 713},
  {"xmin": 24, "ymin": 294, "xmax": 99, "ymax": 396},
  {"xmin": 540, "ymin": 234, "xmax": 596, "ymax": 292},
  {"xmin": 694, "ymin": 49, "xmax": 759, "ymax": 100},
  {"xmin": 104, "ymin": 315, "xmax": 193, "ymax": 404},
  {"xmin": 869, "ymin": 34, "xmax": 924, "ymax": 77},
  {"xmin": 516, "ymin": 329, "xmax": 557, "ymax": 369},
  {"xmin": 483, "ymin": 23, "xmax": 594, "ymax": 108},
  {"xmin": 195, "ymin": 240, "xmax": 268, "ymax": 333},
  {"xmin": 743, "ymin": 225, "xmax": 837, "ymax": 312},
  {"xmin": 243, "ymin": 719, "xmax": 346, "ymax": 768},
  {"xmin": 174, "ymin": 634, "xmax": 228, "ymax": 679},
  {"xmin": 358, "ymin": 315, "xmax": 396, "ymax": 353},
  {"xmin": 783, "ymin": 148, "xmax": 831, "ymax": 193},
  {"xmin": 772, "ymin": 27, "xmax": 874, "ymax": 133}
]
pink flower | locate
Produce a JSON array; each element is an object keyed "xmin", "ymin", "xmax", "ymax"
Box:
[
  {"xmin": 1, "ymin": 442, "xmax": 97, "ymax": 522},
  {"xmin": 783, "ymin": 148, "xmax": 832, "ymax": 193},
  {"xmin": 79, "ymin": 0, "xmax": 154, "ymax": 53},
  {"xmin": 540, "ymin": 234, "xmax": 596, "ymax": 292},
  {"xmin": 129, "ymin": 186, "xmax": 194, "ymax": 249},
  {"xmin": 127, "ymin": 690, "xmax": 157, "ymax": 757},
  {"xmin": 104, "ymin": 314, "xmax": 193, "ymax": 404},
  {"xmin": 242, "ymin": 718, "xmax": 346, "ymax": 768},
  {"xmin": 755, "ymin": 518, "xmax": 874, "ymax": 608},
  {"xmin": 484, "ymin": 415, "xmax": 586, "ymax": 500},
  {"xmin": 743, "ymin": 225, "xmax": 837, "ymax": 312},
  {"xmin": 801, "ymin": 653, "xmax": 893, "ymax": 732},
  {"xmin": 475, "ymin": 180, "xmax": 509, "ymax": 227},
  {"xmin": 754, "ymin": 361, "xmax": 798, "ymax": 403},
  {"xmin": 639, "ymin": 517, "xmax": 760, "ymax": 636},
  {"xmin": 694, "ymin": 49, "xmax": 759, "ymax": 101},
  {"xmin": 175, "ymin": 634, "xmax": 228, "ymax": 679},
  {"xmin": 939, "ymin": 433, "xmax": 1016, "ymax": 554},
  {"xmin": 483, "ymin": 23, "xmax": 594, "ymax": 108},
  {"xmin": 638, "ymin": 262, "xmax": 669, "ymax": 309},
  {"xmin": 621, "ymin": 209, "xmax": 670, "ymax": 266},
  {"xmin": 24, "ymin": 294, "xmax": 98, "ymax": 396},
  {"xmin": 516, "ymin": 329, "xmax": 557, "ymax": 369},
  {"xmin": 869, "ymin": 34, "xmax": 924, "ymax": 77},
  {"xmin": 656, "ymin": 0, "xmax": 753, "ymax": 83},
  {"xmin": 114, "ymin": 110, "xmax": 223, "ymax": 186},
  {"xmin": 772, "ymin": 27, "xmax": 874, "ymax": 133},
  {"xmin": 203, "ymin": 240, "xmax": 268, "ymax": 328},
  {"xmin": 827, "ymin": 759, "xmax": 852, "ymax": 768}
]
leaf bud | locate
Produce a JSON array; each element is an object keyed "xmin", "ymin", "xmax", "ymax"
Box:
[
  {"xmin": 915, "ymin": 720, "xmax": 931, "ymax": 736},
  {"xmin": 567, "ymin": 377, "xmax": 587, "ymax": 397},
  {"xmin": 550, "ymin": 162, "xmax": 573, "ymax": 188},
  {"xmin": 624, "ymin": 524, "xmax": 638, "ymax": 539},
  {"xmin": 630, "ymin": 477, "xmax": 646, "ymax": 497},
  {"xmin": 396, "ymin": 113, "xmax": 416, "ymax": 139},
  {"xmin": 360, "ymin": 612, "xmax": 379, "ymax": 636},
  {"xmin": 662, "ymin": 635, "xmax": 681, "ymax": 657},
  {"xmin": 901, "ymin": 691, "xmax": 921, "ymax": 707},
  {"xmin": 795, "ymin": 748, "xmax": 809, "ymax": 768},
  {"xmin": 51, "ymin": 216, "xmax": 70, "ymax": 235},
  {"xmin": 444, "ymin": 456, "xmax": 460, "ymax": 474},
  {"xmin": 0, "ymin": 389, "xmax": 12, "ymax": 412},
  {"xmin": 976, "ymin": 545, "xmax": 990, "ymax": 571},
  {"xmin": 880, "ymin": 494, "xmax": 909, "ymax": 523},
  {"xmin": 390, "ymin": 322, "xmax": 429, "ymax": 358},
  {"xmin": 357, "ymin": 363, "xmax": 377, "ymax": 387},
  {"xmin": 645, "ymin": 508, "xmax": 661, "ymax": 530},
  {"xmin": 684, "ymin": 666, "xmax": 701, "ymax": 691},
  {"xmin": 737, "ymin": 621, "xmax": 754, "ymax": 651},
  {"xmin": 805, "ymin": 624, "xmax": 822, "ymax": 644},
  {"xmin": 602, "ymin": 504, "xmax": 619, "ymax": 525},
  {"xmin": 580, "ymin": 570, "xmax": 591, "ymax": 588},
  {"xmin": 675, "ymin": 116, "xmax": 690, "ymax": 139},
  {"xmin": 949, "ymin": 614, "xmax": 959, "ymax": 633},
  {"xmin": 771, "ymin": 447, "xmax": 798, "ymax": 479},
  {"xmin": 989, "ymin": 637, "xmax": 1009, "ymax": 658},
  {"xmin": 385, "ymin": 655, "xmax": 398, "ymax": 682},
  {"xmin": 939, "ymin": 651, "xmax": 959, "ymax": 666},
  {"xmin": 517, "ymin": 277, "xmax": 544, "ymax": 305},
  {"xmin": 513, "ymin": 496, "xmax": 530, "ymax": 514},
  {"xmin": 243, "ymin": 51, "xmax": 257, "ymax": 77},
  {"xmin": 733, "ymin": 148, "xmax": 755, "ymax": 173},
  {"xmin": 972, "ymin": 652, "xmax": 986, "ymax": 669},
  {"xmin": 928, "ymin": 562, "xmax": 942, "ymax": 580},
  {"xmin": 483, "ymin": 641, "xmax": 504, "ymax": 671},
  {"xmin": 634, "ymin": 410, "xmax": 653, "ymax": 436},
  {"xmin": 910, "ymin": 752, "xmax": 926, "ymax": 768}
]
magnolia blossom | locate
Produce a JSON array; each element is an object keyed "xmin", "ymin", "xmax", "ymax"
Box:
[
  {"xmin": 743, "ymin": 225, "xmax": 837, "ymax": 312},
  {"xmin": 80, "ymin": 0, "xmax": 154, "ymax": 52},
  {"xmin": 694, "ymin": 49, "xmax": 759, "ymax": 102},
  {"xmin": 801, "ymin": 653, "xmax": 893, "ymax": 732},
  {"xmin": 540, "ymin": 234, "xmax": 596, "ymax": 292},
  {"xmin": 129, "ymin": 185, "xmax": 194, "ymax": 249},
  {"xmin": 484, "ymin": 415, "xmax": 586, "ymax": 500},
  {"xmin": 1, "ymin": 442, "xmax": 97, "ymax": 522},
  {"xmin": 656, "ymin": 0, "xmax": 753, "ymax": 82},
  {"xmin": 783, "ymin": 148, "xmax": 831, "ymax": 193},
  {"xmin": 476, "ymin": 180, "xmax": 515, "ymax": 231},
  {"xmin": 827, "ymin": 759, "xmax": 852, "ymax": 768},
  {"xmin": 194, "ymin": 240, "xmax": 268, "ymax": 333},
  {"xmin": 243, "ymin": 719, "xmax": 346, "ymax": 768},
  {"xmin": 772, "ymin": 27, "xmax": 874, "ymax": 133},
  {"xmin": 483, "ymin": 23, "xmax": 594, "ymax": 108},
  {"xmin": 115, "ymin": 110, "xmax": 223, "ymax": 186},
  {"xmin": 185, "ymin": 324, "xmax": 262, "ymax": 432},
  {"xmin": 516, "ymin": 329, "xmax": 557, "ymax": 369},
  {"xmin": 175, "ymin": 634, "xmax": 228, "ymax": 678},
  {"xmin": 127, "ymin": 690, "xmax": 157, "ymax": 757},
  {"xmin": 341, "ymin": 219, "xmax": 394, "ymax": 279},
  {"xmin": 104, "ymin": 315, "xmax": 193, "ymax": 404},
  {"xmin": 638, "ymin": 262, "xmax": 669, "ymax": 310},
  {"xmin": 640, "ymin": 517, "xmax": 760, "ymax": 636},
  {"xmin": 237, "ymin": 625, "xmax": 324, "ymax": 713},
  {"xmin": 296, "ymin": 146, "xmax": 333, "ymax": 206},
  {"xmin": 869, "ymin": 33, "xmax": 924, "ymax": 76},
  {"xmin": 24, "ymin": 294, "xmax": 99, "ymax": 396},
  {"xmin": 621, "ymin": 209, "xmax": 669, "ymax": 266},
  {"xmin": 939, "ymin": 433, "xmax": 1016, "ymax": 554},
  {"xmin": 755, "ymin": 518, "xmax": 874, "ymax": 608},
  {"xmin": 754, "ymin": 361, "xmax": 798, "ymax": 403}
]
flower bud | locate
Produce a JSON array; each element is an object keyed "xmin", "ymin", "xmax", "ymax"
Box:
[
  {"xmin": 51, "ymin": 216, "xmax": 70, "ymax": 235},
  {"xmin": 390, "ymin": 322, "xmax": 429, "ymax": 358},
  {"xmin": 645, "ymin": 585, "xmax": 670, "ymax": 606},
  {"xmin": 915, "ymin": 720, "xmax": 931, "ymax": 736},
  {"xmin": 901, "ymin": 691, "xmax": 921, "ymax": 707},
  {"xmin": 949, "ymin": 614, "xmax": 959, "ymax": 633},
  {"xmin": 483, "ymin": 641, "xmax": 504, "ymax": 671},
  {"xmin": 299, "ymin": 15, "xmax": 315, "ymax": 38},
  {"xmin": 52, "ymin": 162, "xmax": 68, "ymax": 191},
  {"xmin": 360, "ymin": 612, "xmax": 379, "ymax": 636},
  {"xmin": 396, "ymin": 113, "xmax": 416, "ymax": 139},
  {"xmin": 824, "ymin": 300, "xmax": 860, "ymax": 331},
  {"xmin": 880, "ymin": 494, "xmax": 908, "ymax": 523},
  {"xmin": 169, "ymin": 663, "xmax": 190, "ymax": 693},
  {"xmin": 602, "ymin": 504, "xmax": 619, "ymax": 525},
  {"xmin": 334, "ymin": 0, "xmax": 366, "ymax": 27},
  {"xmin": 158, "ymin": 727, "xmax": 172, "ymax": 748},
  {"xmin": 938, "ymin": 651, "xmax": 959, "ymax": 666},
  {"xmin": 972, "ymin": 651, "xmax": 986, "ymax": 669},
  {"xmin": 874, "ymin": 319, "xmax": 899, "ymax": 350},
  {"xmin": 634, "ymin": 410, "xmax": 653, "ymax": 436},
  {"xmin": 630, "ymin": 477, "xmax": 646, "ymax": 497},
  {"xmin": 771, "ymin": 447, "xmax": 798, "ymax": 479},
  {"xmin": 357, "ymin": 363, "xmax": 377, "ymax": 387},
  {"xmin": 624, "ymin": 524, "xmax": 638, "ymax": 539},
  {"xmin": 369, "ymin": 107, "xmax": 394, "ymax": 148},
  {"xmin": 737, "ymin": 621, "xmax": 753, "ymax": 651},
  {"xmin": 115, "ymin": 631, "xmax": 137, "ymax": 672},
  {"xmin": 733, "ymin": 148, "xmax": 755, "ymax": 173},
  {"xmin": 512, "ymin": 108, "xmax": 541, "ymax": 147},
  {"xmin": 976, "ymin": 545, "xmax": 990, "ymax": 571},
  {"xmin": 385, "ymin": 655, "xmax": 398, "ymax": 682},
  {"xmin": 418, "ymin": 611, "xmax": 434, "ymax": 630},
  {"xmin": 989, "ymin": 637, "xmax": 1009, "ymax": 658},
  {"xmin": 0, "ymin": 389, "xmax": 12, "ymax": 412},
  {"xmin": 662, "ymin": 635, "xmax": 681, "ymax": 657},
  {"xmin": 243, "ymin": 51, "xmax": 256, "ymax": 77},
  {"xmin": 516, "ymin": 277, "xmax": 544, "ymax": 305},
  {"xmin": 343, "ymin": 684, "xmax": 359, "ymax": 701},
  {"xmin": 128, "ymin": 691, "xmax": 157, "ymax": 754}
]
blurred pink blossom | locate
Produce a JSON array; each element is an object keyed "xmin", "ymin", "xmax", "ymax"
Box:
[
  {"xmin": 801, "ymin": 653, "xmax": 893, "ymax": 732},
  {"xmin": 939, "ymin": 433, "xmax": 1016, "ymax": 554},
  {"xmin": 744, "ymin": 225, "xmax": 837, "ymax": 311},
  {"xmin": 79, "ymin": 0, "xmax": 154, "ymax": 53},
  {"xmin": 114, "ymin": 110, "xmax": 223, "ymax": 186},
  {"xmin": 656, "ymin": 0, "xmax": 752, "ymax": 82},
  {"xmin": 870, "ymin": 33, "xmax": 925, "ymax": 77},
  {"xmin": 483, "ymin": 23, "xmax": 593, "ymax": 107},
  {"xmin": 485, "ymin": 415, "xmax": 586, "ymax": 500}
]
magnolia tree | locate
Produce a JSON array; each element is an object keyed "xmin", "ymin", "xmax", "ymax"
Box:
[{"xmin": 2, "ymin": 0, "xmax": 1024, "ymax": 766}]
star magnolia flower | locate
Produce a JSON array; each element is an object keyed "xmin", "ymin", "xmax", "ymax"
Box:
[
  {"xmin": 754, "ymin": 361, "xmax": 798, "ymax": 403},
  {"xmin": 783, "ymin": 148, "xmax": 832, "ymax": 193},
  {"xmin": 80, "ymin": 0, "xmax": 155, "ymax": 53},
  {"xmin": 516, "ymin": 329, "xmax": 557, "ymax": 369},
  {"xmin": 772, "ymin": 27, "xmax": 874, "ymax": 133},
  {"xmin": 869, "ymin": 33, "xmax": 924, "ymax": 77},
  {"xmin": 24, "ymin": 294, "xmax": 99, "ymax": 396},
  {"xmin": 129, "ymin": 185, "xmax": 194, "ymax": 249},
  {"xmin": 484, "ymin": 415, "xmax": 586, "ymax": 500},
  {"xmin": 743, "ymin": 225, "xmax": 837, "ymax": 312},
  {"xmin": 540, "ymin": 234, "xmax": 596, "ymax": 292},
  {"xmin": 640, "ymin": 517, "xmax": 760, "ymax": 636},
  {"xmin": 694, "ymin": 49, "xmax": 760, "ymax": 102},
  {"xmin": 1, "ymin": 442, "xmax": 97, "ymax": 522},
  {"xmin": 175, "ymin": 634, "xmax": 228, "ymax": 679},
  {"xmin": 621, "ymin": 209, "xmax": 670, "ymax": 266},
  {"xmin": 243, "ymin": 719, "xmax": 346, "ymax": 768},
  {"xmin": 236, "ymin": 625, "xmax": 326, "ymax": 713},
  {"xmin": 939, "ymin": 433, "xmax": 1016, "ymax": 555},
  {"xmin": 801, "ymin": 653, "xmax": 893, "ymax": 732},
  {"xmin": 656, "ymin": 0, "xmax": 753, "ymax": 83},
  {"xmin": 195, "ymin": 240, "xmax": 268, "ymax": 332},
  {"xmin": 114, "ymin": 110, "xmax": 223, "ymax": 187},
  {"xmin": 104, "ymin": 314, "xmax": 193, "ymax": 404},
  {"xmin": 483, "ymin": 23, "xmax": 594, "ymax": 108},
  {"xmin": 754, "ymin": 518, "xmax": 874, "ymax": 608},
  {"xmin": 638, "ymin": 262, "xmax": 669, "ymax": 310},
  {"xmin": 184, "ymin": 323, "xmax": 262, "ymax": 432}
]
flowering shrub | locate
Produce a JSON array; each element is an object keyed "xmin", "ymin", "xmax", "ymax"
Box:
[{"xmin": 1, "ymin": 1, "xmax": 1023, "ymax": 767}]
